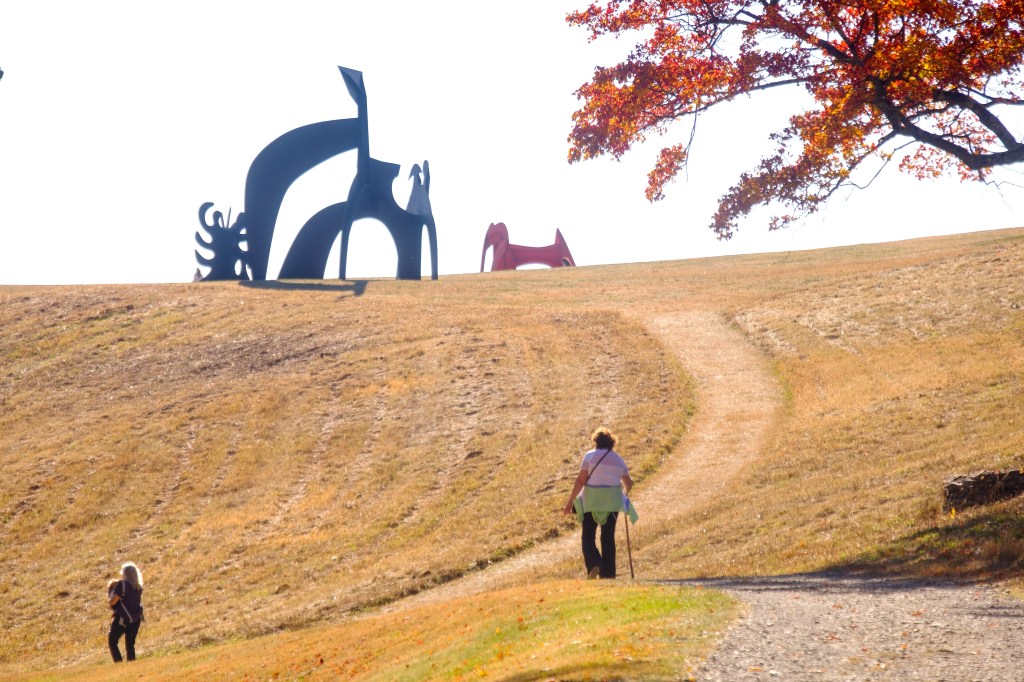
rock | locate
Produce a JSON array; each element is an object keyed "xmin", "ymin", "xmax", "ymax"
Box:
[{"xmin": 943, "ymin": 469, "xmax": 1024, "ymax": 511}]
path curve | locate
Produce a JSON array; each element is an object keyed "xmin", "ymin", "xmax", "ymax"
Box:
[
  {"xmin": 390, "ymin": 309, "xmax": 781, "ymax": 606},
  {"xmin": 388, "ymin": 310, "xmax": 1024, "ymax": 681},
  {"xmin": 639, "ymin": 312, "xmax": 781, "ymax": 517}
]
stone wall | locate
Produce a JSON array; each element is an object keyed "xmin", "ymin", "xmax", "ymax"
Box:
[{"xmin": 943, "ymin": 470, "xmax": 1024, "ymax": 511}]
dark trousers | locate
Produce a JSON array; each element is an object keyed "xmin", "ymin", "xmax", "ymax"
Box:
[
  {"xmin": 582, "ymin": 511, "xmax": 618, "ymax": 578},
  {"xmin": 109, "ymin": 617, "xmax": 141, "ymax": 662}
]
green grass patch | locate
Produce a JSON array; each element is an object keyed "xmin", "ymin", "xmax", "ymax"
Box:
[{"xmin": 7, "ymin": 581, "xmax": 737, "ymax": 682}]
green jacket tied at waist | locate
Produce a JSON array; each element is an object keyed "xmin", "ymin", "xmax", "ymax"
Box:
[{"xmin": 573, "ymin": 484, "xmax": 639, "ymax": 525}]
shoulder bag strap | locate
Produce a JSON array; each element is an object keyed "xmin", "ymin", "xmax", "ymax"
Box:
[
  {"xmin": 585, "ymin": 448, "xmax": 613, "ymax": 483},
  {"xmin": 117, "ymin": 582, "xmax": 135, "ymax": 624}
]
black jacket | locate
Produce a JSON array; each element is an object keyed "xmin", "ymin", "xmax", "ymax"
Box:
[{"xmin": 111, "ymin": 580, "xmax": 143, "ymax": 624}]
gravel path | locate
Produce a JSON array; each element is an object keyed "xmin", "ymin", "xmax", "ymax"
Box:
[{"xmin": 676, "ymin": 572, "xmax": 1024, "ymax": 682}]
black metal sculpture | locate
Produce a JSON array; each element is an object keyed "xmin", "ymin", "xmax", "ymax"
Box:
[
  {"xmin": 195, "ymin": 203, "xmax": 249, "ymax": 280},
  {"xmin": 196, "ymin": 67, "xmax": 438, "ymax": 282}
]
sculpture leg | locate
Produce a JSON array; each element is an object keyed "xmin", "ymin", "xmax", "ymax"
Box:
[
  {"xmin": 393, "ymin": 224, "xmax": 422, "ymax": 280},
  {"xmin": 279, "ymin": 202, "xmax": 347, "ymax": 279},
  {"xmin": 374, "ymin": 202, "xmax": 425, "ymax": 281},
  {"xmin": 339, "ymin": 222, "xmax": 353, "ymax": 280},
  {"xmin": 425, "ymin": 217, "xmax": 438, "ymax": 281}
]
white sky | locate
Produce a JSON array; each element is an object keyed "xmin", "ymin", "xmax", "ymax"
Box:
[{"xmin": 1, "ymin": 1, "xmax": 1022, "ymax": 285}]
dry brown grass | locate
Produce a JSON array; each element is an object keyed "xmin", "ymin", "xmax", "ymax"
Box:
[
  {"xmin": 2, "ymin": 226, "xmax": 1023, "ymax": 678},
  {"xmin": 633, "ymin": 230, "xmax": 1024, "ymax": 581},
  {"xmin": 0, "ymin": 278, "xmax": 691, "ymax": 673}
]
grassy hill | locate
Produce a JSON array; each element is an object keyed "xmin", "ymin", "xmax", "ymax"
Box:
[{"xmin": 2, "ymin": 226, "xmax": 1022, "ymax": 680}]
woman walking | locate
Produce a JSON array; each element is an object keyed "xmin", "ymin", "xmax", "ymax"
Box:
[
  {"xmin": 108, "ymin": 562, "xmax": 144, "ymax": 662},
  {"xmin": 562, "ymin": 427, "xmax": 634, "ymax": 578}
]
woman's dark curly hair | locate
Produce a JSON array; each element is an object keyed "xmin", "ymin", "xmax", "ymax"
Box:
[{"xmin": 591, "ymin": 427, "xmax": 617, "ymax": 450}]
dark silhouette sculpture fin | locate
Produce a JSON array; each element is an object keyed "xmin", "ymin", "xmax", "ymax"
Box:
[
  {"xmin": 195, "ymin": 231, "xmax": 213, "ymax": 249},
  {"xmin": 339, "ymin": 67, "xmax": 366, "ymax": 110}
]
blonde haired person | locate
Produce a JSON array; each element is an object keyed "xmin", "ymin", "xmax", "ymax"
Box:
[
  {"xmin": 107, "ymin": 562, "xmax": 144, "ymax": 662},
  {"xmin": 562, "ymin": 427, "xmax": 634, "ymax": 578}
]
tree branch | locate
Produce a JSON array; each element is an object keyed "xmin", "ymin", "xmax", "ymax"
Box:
[
  {"xmin": 934, "ymin": 88, "xmax": 1023, "ymax": 150},
  {"xmin": 878, "ymin": 95, "xmax": 1024, "ymax": 169},
  {"xmin": 679, "ymin": 77, "xmax": 810, "ymax": 116}
]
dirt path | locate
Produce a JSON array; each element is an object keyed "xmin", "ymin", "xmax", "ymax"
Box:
[
  {"xmin": 391, "ymin": 310, "xmax": 1024, "ymax": 681},
  {"xmin": 392, "ymin": 309, "xmax": 781, "ymax": 602},
  {"xmin": 638, "ymin": 312, "xmax": 781, "ymax": 519}
]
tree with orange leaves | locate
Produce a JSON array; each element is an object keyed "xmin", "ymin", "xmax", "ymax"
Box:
[{"xmin": 567, "ymin": 0, "xmax": 1024, "ymax": 238}]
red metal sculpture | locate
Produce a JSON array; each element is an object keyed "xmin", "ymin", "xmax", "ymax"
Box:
[{"xmin": 480, "ymin": 222, "xmax": 576, "ymax": 272}]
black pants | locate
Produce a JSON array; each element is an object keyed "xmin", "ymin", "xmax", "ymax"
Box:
[
  {"xmin": 109, "ymin": 617, "xmax": 140, "ymax": 662},
  {"xmin": 582, "ymin": 511, "xmax": 618, "ymax": 578}
]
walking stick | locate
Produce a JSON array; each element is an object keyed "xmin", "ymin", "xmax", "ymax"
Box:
[{"xmin": 624, "ymin": 502, "xmax": 635, "ymax": 579}]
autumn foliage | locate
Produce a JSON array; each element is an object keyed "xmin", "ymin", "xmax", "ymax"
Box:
[{"xmin": 567, "ymin": 0, "xmax": 1024, "ymax": 238}]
